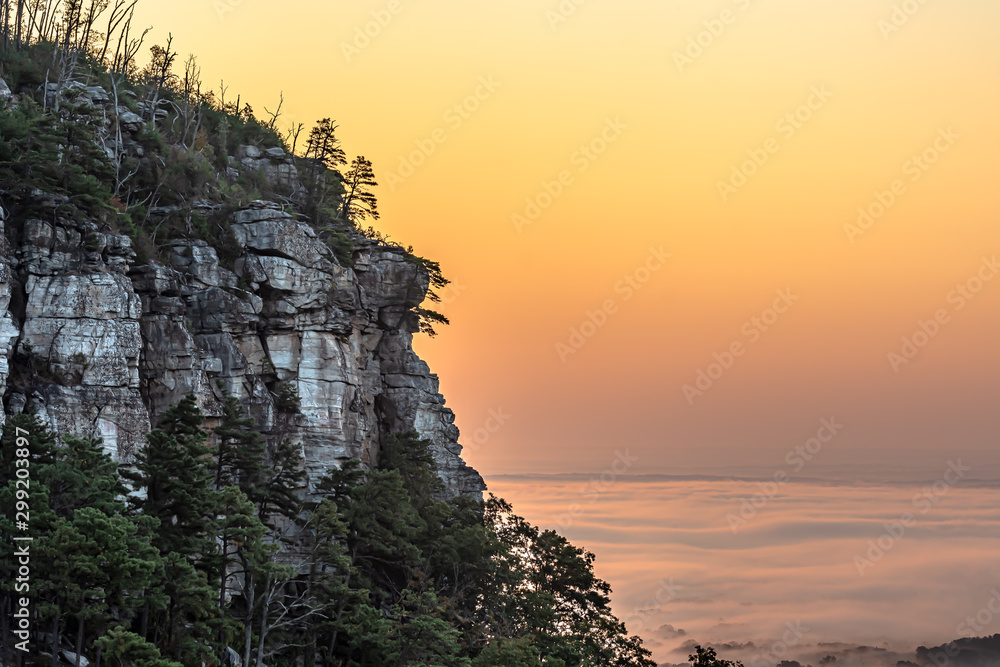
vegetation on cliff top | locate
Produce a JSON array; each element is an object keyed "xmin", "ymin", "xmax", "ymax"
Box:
[{"xmin": 0, "ymin": 0, "xmax": 450, "ymax": 333}]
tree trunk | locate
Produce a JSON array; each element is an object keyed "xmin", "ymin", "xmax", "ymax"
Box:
[
  {"xmin": 14, "ymin": 0, "xmax": 24, "ymax": 49},
  {"xmin": 1, "ymin": 594, "xmax": 10, "ymax": 666},
  {"xmin": 254, "ymin": 576, "xmax": 271, "ymax": 667},
  {"xmin": 49, "ymin": 613, "xmax": 59, "ymax": 667},
  {"xmin": 218, "ymin": 534, "xmax": 228, "ymax": 665},
  {"xmin": 74, "ymin": 616, "xmax": 85, "ymax": 666},
  {"xmin": 242, "ymin": 569, "xmax": 255, "ymax": 667},
  {"xmin": 327, "ymin": 556, "xmax": 354, "ymax": 661},
  {"xmin": 94, "ymin": 619, "xmax": 106, "ymax": 667},
  {"xmin": 139, "ymin": 599, "xmax": 149, "ymax": 640}
]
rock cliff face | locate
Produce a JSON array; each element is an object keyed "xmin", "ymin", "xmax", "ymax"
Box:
[{"xmin": 0, "ymin": 79, "xmax": 484, "ymax": 498}]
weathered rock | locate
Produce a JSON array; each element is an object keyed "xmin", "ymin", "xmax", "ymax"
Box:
[
  {"xmin": 237, "ymin": 145, "xmax": 262, "ymax": 160},
  {"xmin": 168, "ymin": 240, "xmax": 238, "ymax": 291},
  {"xmin": 0, "ymin": 261, "xmax": 18, "ymax": 426},
  {"xmin": 16, "ymin": 272, "xmax": 148, "ymax": 458},
  {"xmin": 1, "ymin": 198, "xmax": 484, "ymax": 498},
  {"xmin": 60, "ymin": 650, "xmax": 90, "ymax": 667},
  {"xmin": 116, "ymin": 109, "xmax": 143, "ymax": 133},
  {"xmin": 235, "ymin": 148, "xmax": 304, "ymax": 197},
  {"xmin": 0, "ymin": 77, "xmax": 12, "ymax": 106},
  {"xmin": 86, "ymin": 85, "xmax": 110, "ymax": 105}
]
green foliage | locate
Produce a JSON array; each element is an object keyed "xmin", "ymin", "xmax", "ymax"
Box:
[
  {"xmin": 213, "ymin": 395, "xmax": 266, "ymax": 495},
  {"xmin": 320, "ymin": 224, "xmax": 356, "ymax": 267},
  {"xmin": 124, "ymin": 395, "xmax": 219, "ymax": 558},
  {"xmin": 0, "ymin": 414, "xmax": 164, "ymax": 665},
  {"xmin": 0, "ymin": 98, "xmax": 115, "ymax": 217},
  {"xmin": 273, "ymin": 381, "xmax": 301, "ymax": 415},
  {"xmin": 406, "ymin": 255, "xmax": 452, "ymax": 336},
  {"xmin": 0, "ymin": 401, "xmax": 654, "ymax": 666},
  {"xmin": 95, "ymin": 626, "xmax": 184, "ymax": 667},
  {"xmin": 339, "ymin": 155, "xmax": 380, "ymax": 223}
]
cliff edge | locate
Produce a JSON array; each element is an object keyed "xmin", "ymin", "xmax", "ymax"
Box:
[{"xmin": 0, "ymin": 77, "xmax": 484, "ymax": 498}]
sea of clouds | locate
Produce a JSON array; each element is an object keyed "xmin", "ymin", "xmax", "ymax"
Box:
[{"xmin": 487, "ymin": 460, "xmax": 1000, "ymax": 667}]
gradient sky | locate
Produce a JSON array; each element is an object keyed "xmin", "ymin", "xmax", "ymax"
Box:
[{"xmin": 131, "ymin": 0, "xmax": 1000, "ymax": 660}]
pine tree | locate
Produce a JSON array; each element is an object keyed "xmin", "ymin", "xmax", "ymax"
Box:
[
  {"xmin": 255, "ymin": 437, "xmax": 305, "ymax": 528},
  {"xmin": 94, "ymin": 626, "xmax": 183, "ymax": 667},
  {"xmin": 213, "ymin": 486, "xmax": 268, "ymax": 666},
  {"xmin": 46, "ymin": 436, "xmax": 127, "ymax": 516},
  {"xmin": 338, "ymin": 155, "xmax": 379, "ymax": 223},
  {"xmin": 303, "ymin": 118, "xmax": 347, "ymax": 224},
  {"xmin": 125, "ymin": 395, "xmax": 219, "ymax": 558},
  {"xmin": 212, "ymin": 395, "xmax": 266, "ymax": 498},
  {"xmin": 124, "ymin": 396, "xmax": 223, "ymax": 664},
  {"xmin": 304, "ymin": 118, "xmax": 347, "ymax": 171}
]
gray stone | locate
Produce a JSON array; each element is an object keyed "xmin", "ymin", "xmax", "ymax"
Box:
[
  {"xmin": 117, "ymin": 110, "xmax": 143, "ymax": 132},
  {"xmin": 0, "ymin": 196, "xmax": 483, "ymax": 500},
  {"xmin": 0, "ymin": 77, "xmax": 12, "ymax": 105},
  {"xmin": 238, "ymin": 144, "xmax": 262, "ymax": 159},
  {"xmin": 60, "ymin": 650, "xmax": 90, "ymax": 667}
]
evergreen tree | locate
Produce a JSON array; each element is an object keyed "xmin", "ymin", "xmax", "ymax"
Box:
[
  {"xmin": 212, "ymin": 395, "xmax": 266, "ymax": 498},
  {"xmin": 304, "ymin": 118, "xmax": 347, "ymax": 171},
  {"xmin": 124, "ymin": 396, "xmax": 222, "ymax": 664},
  {"xmin": 213, "ymin": 486, "xmax": 268, "ymax": 665},
  {"xmin": 303, "ymin": 117, "xmax": 347, "ymax": 224},
  {"xmin": 338, "ymin": 155, "xmax": 379, "ymax": 223},
  {"xmin": 125, "ymin": 395, "xmax": 219, "ymax": 558},
  {"xmin": 255, "ymin": 437, "xmax": 305, "ymax": 528},
  {"xmin": 94, "ymin": 626, "xmax": 183, "ymax": 667}
]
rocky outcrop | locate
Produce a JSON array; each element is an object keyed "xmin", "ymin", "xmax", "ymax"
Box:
[
  {"xmin": 0, "ymin": 79, "xmax": 483, "ymax": 498},
  {"xmin": 0, "ymin": 192, "xmax": 483, "ymax": 497},
  {"xmin": 234, "ymin": 145, "xmax": 304, "ymax": 199}
]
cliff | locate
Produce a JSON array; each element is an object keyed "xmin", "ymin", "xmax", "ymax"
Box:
[{"xmin": 0, "ymin": 77, "xmax": 484, "ymax": 498}]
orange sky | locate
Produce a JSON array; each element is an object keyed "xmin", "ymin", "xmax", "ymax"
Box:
[{"xmin": 133, "ymin": 0, "xmax": 1000, "ymax": 478}]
